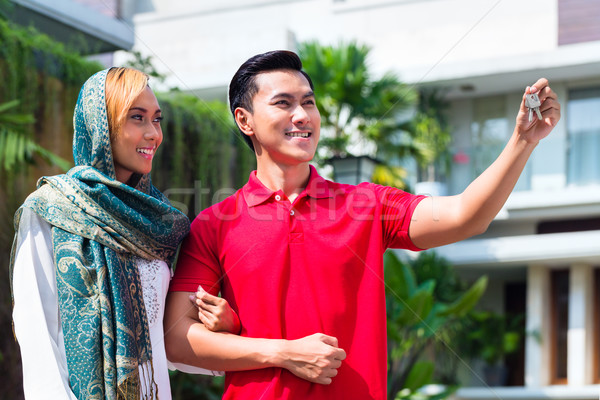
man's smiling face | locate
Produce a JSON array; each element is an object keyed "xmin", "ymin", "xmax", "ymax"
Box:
[{"xmin": 242, "ymin": 69, "xmax": 321, "ymax": 167}]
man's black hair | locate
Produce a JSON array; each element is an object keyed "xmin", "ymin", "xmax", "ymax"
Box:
[{"xmin": 228, "ymin": 50, "xmax": 314, "ymax": 152}]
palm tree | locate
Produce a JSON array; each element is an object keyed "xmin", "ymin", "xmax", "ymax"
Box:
[{"xmin": 298, "ymin": 41, "xmax": 417, "ymax": 163}]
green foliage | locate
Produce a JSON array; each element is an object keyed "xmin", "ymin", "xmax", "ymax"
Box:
[
  {"xmin": 0, "ymin": 15, "xmax": 102, "ymax": 177},
  {"xmin": 455, "ymin": 310, "xmax": 525, "ymax": 366},
  {"xmin": 0, "ymin": 19, "xmax": 103, "ymax": 84},
  {"xmin": 0, "ymin": 0, "xmax": 11, "ymax": 20},
  {"xmin": 437, "ymin": 278, "xmax": 488, "ymax": 319},
  {"xmin": 403, "ymin": 360, "xmax": 435, "ymax": 392},
  {"xmin": 124, "ymin": 50, "xmax": 168, "ymax": 85},
  {"xmin": 298, "ymin": 41, "xmax": 417, "ymax": 163},
  {"xmin": 385, "ymin": 251, "xmax": 487, "ymax": 398},
  {"xmin": 169, "ymin": 372, "xmax": 225, "ymax": 400},
  {"xmin": 0, "ymin": 99, "xmax": 71, "ymax": 172},
  {"xmin": 372, "ymin": 164, "xmax": 408, "ymax": 189},
  {"xmin": 410, "ymin": 251, "xmax": 462, "ymax": 303},
  {"xmin": 410, "ymin": 89, "xmax": 453, "ymax": 182}
]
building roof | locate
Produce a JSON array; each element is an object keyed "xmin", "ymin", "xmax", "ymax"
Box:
[{"xmin": 9, "ymin": 0, "xmax": 133, "ymax": 54}]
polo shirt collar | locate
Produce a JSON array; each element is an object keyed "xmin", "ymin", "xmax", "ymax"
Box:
[{"xmin": 243, "ymin": 165, "xmax": 335, "ymax": 207}]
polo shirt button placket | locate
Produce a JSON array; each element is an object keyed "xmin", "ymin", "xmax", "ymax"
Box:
[
  {"xmin": 288, "ymin": 207, "xmax": 302, "ymax": 243},
  {"xmin": 275, "ymin": 194, "xmax": 282, "ymax": 201}
]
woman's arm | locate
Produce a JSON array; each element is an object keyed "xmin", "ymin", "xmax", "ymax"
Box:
[
  {"xmin": 12, "ymin": 209, "xmax": 77, "ymax": 400},
  {"xmin": 164, "ymin": 291, "xmax": 346, "ymax": 385}
]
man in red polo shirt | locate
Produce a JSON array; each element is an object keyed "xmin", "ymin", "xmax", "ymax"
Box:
[{"xmin": 164, "ymin": 50, "xmax": 560, "ymax": 399}]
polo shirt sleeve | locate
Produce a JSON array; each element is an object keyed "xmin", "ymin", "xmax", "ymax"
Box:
[
  {"xmin": 169, "ymin": 211, "xmax": 222, "ymax": 296},
  {"xmin": 372, "ymin": 184, "xmax": 426, "ymax": 251}
]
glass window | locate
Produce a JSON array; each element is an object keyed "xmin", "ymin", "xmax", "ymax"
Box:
[
  {"xmin": 467, "ymin": 96, "xmax": 531, "ymax": 191},
  {"xmin": 567, "ymin": 87, "xmax": 600, "ymax": 185},
  {"xmin": 471, "ymin": 96, "xmax": 509, "ymax": 177}
]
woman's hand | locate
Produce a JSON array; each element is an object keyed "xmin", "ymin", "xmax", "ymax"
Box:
[{"xmin": 190, "ymin": 286, "xmax": 241, "ymax": 334}]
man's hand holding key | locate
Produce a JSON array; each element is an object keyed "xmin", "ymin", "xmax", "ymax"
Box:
[{"xmin": 516, "ymin": 78, "xmax": 561, "ymax": 144}]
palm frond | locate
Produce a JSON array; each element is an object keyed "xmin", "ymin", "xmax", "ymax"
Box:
[{"xmin": 0, "ymin": 100, "xmax": 71, "ymax": 172}]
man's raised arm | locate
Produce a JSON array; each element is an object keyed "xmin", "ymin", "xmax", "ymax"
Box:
[{"xmin": 409, "ymin": 78, "xmax": 561, "ymax": 250}]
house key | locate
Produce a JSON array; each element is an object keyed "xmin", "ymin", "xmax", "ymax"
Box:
[{"xmin": 525, "ymin": 93, "xmax": 542, "ymax": 122}]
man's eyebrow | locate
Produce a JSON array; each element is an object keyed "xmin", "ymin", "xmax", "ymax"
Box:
[{"xmin": 270, "ymin": 91, "xmax": 315, "ymax": 100}]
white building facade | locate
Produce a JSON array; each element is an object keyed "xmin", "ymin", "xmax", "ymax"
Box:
[{"xmin": 117, "ymin": 1, "xmax": 600, "ymax": 399}]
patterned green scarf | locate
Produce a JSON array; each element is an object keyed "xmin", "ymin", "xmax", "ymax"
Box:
[{"xmin": 11, "ymin": 69, "xmax": 190, "ymax": 399}]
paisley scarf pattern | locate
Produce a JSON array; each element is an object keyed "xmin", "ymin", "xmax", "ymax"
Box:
[{"xmin": 11, "ymin": 69, "xmax": 189, "ymax": 399}]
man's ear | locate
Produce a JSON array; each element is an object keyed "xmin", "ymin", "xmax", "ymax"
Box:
[{"xmin": 234, "ymin": 108, "xmax": 254, "ymax": 137}]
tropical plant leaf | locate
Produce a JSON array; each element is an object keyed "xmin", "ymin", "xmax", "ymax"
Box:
[
  {"xmin": 396, "ymin": 281, "xmax": 435, "ymax": 326},
  {"xmin": 0, "ymin": 100, "xmax": 71, "ymax": 172},
  {"xmin": 0, "ymin": 99, "xmax": 35, "ymax": 125},
  {"xmin": 384, "ymin": 251, "xmax": 416, "ymax": 300},
  {"xmin": 438, "ymin": 276, "xmax": 488, "ymax": 317},
  {"xmin": 403, "ymin": 360, "xmax": 434, "ymax": 392},
  {"xmin": 0, "ymin": 99, "xmax": 19, "ymax": 113}
]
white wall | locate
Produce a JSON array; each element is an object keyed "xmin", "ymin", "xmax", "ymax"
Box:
[{"xmin": 119, "ymin": 0, "xmax": 559, "ymax": 92}]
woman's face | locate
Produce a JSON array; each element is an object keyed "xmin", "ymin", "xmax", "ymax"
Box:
[{"xmin": 111, "ymin": 86, "xmax": 163, "ymax": 183}]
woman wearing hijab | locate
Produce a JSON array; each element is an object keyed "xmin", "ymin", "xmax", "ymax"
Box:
[{"xmin": 10, "ymin": 67, "xmax": 238, "ymax": 399}]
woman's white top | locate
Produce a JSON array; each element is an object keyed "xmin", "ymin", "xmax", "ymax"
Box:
[{"xmin": 12, "ymin": 208, "xmax": 216, "ymax": 400}]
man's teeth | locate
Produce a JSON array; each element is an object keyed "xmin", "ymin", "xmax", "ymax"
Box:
[
  {"xmin": 286, "ymin": 132, "xmax": 310, "ymax": 138},
  {"xmin": 137, "ymin": 148, "xmax": 154, "ymax": 154}
]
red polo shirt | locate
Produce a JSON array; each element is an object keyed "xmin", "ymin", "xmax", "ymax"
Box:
[{"xmin": 170, "ymin": 166, "xmax": 425, "ymax": 400}]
